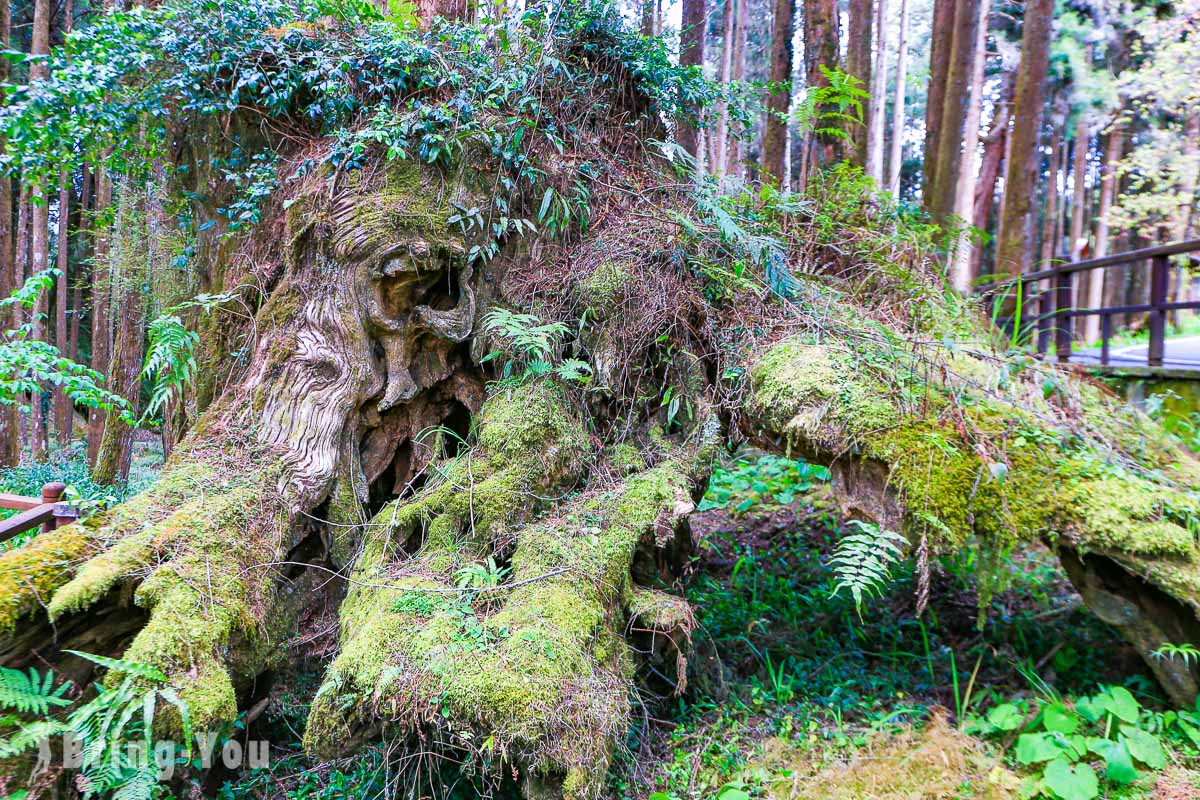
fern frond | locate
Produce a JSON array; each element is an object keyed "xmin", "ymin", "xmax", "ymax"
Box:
[
  {"xmin": 64, "ymin": 651, "xmax": 168, "ymax": 683},
  {"xmin": 830, "ymin": 521, "xmax": 908, "ymax": 616},
  {"xmin": 0, "ymin": 666, "xmax": 72, "ymax": 714}
]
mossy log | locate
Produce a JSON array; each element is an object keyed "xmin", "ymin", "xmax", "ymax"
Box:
[{"xmin": 745, "ymin": 323, "xmax": 1200, "ymax": 704}]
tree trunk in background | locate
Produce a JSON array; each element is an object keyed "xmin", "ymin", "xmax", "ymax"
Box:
[
  {"xmin": 27, "ymin": 0, "xmax": 51, "ymax": 461},
  {"xmin": 1068, "ymin": 119, "xmax": 1100, "ymax": 342},
  {"xmin": 678, "ymin": 0, "xmax": 707, "ymax": 162},
  {"xmin": 93, "ymin": 190, "xmax": 146, "ymax": 486},
  {"xmin": 1170, "ymin": 113, "xmax": 1200, "ymax": 324},
  {"xmin": 0, "ymin": 0, "xmax": 15, "ymax": 467},
  {"xmin": 948, "ymin": 0, "xmax": 989, "ymax": 291},
  {"xmin": 69, "ymin": 167, "xmax": 90, "ymax": 367},
  {"xmin": 416, "ymin": 0, "xmax": 470, "ymax": 24},
  {"xmin": 715, "ymin": 0, "xmax": 735, "ymax": 172},
  {"xmin": 803, "ymin": 0, "xmax": 841, "ymax": 164},
  {"xmin": 762, "ymin": 0, "xmax": 794, "ymax": 183},
  {"xmin": 866, "ymin": 0, "xmax": 889, "ymax": 183},
  {"xmin": 1097, "ymin": 120, "xmax": 1123, "ymax": 310},
  {"xmin": 87, "ymin": 169, "xmax": 113, "ymax": 467},
  {"xmin": 54, "ymin": 174, "xmax": 71, "ymax": 447},
  {"xmin": 1038, "ymin": 129, "xmax": 1061, "ymax": 279},
  {"xmin": 847, "ymin": 0, "xmax": 873, "ymax": 168},
  {"xmin": 927, "ymin": 0, "xmax": 983, "ymax": 237},
  {"xmin": 994, "ymin": 0, "xmax": 1053, "ymax": 281},
  {"xmin": 888, "ymin": 0, "xmax": 909, "ymax": 194},
  {"xmin": 922, "ymin": 0, "xmax": 955, "ymax": 200},
  {"xmin": 969, "ymin": 86, "xmax": 1009, "ymax": 281},
  {"xmin": 729, "ymin": 0, "xmax": 748, "ymax": 175}
]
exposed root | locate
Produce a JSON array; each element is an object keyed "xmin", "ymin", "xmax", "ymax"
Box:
[{"xmin": 305, "ymin": 382, "xmax": 699, "ymax": 799}]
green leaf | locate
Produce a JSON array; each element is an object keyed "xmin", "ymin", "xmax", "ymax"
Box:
[
  {"xmin": 1015, "ymin": 732, "xmax": 1065, "ymax": 765},
  {"xmin": 1042, "ymin": 757, "xmax": 1098, "ymax": 800},
  {"xmin": 1043, "ymin": 703, "xmax": 1079, "ymax": 735},
  {"xmin": 1119, "ymin": 725, "xmax": 1166, "ymax": 769},
  {"xmin": 1105, "ymin": 686, "xmax": 1140, "ymax": 723},
  {"xmin": 987, "ymin": 702, "xmax": 1023, "ymax": 732},
  {"xmin": 1087, "ymin": 738, "xmax": 1137, "ymax": 785}
]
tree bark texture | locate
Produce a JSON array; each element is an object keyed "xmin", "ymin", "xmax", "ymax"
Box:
[
  {"xmin": 846, "ymin": 0, "xmax": 873, "ymax": 168},
  {"xmin": 677, "ymin": 0, "xmax": 707, "ymax": 160},
  {"xmin": 948, "ymin": 0, "xmax": 989, "ymax": 292},
  {"xmin": 0, "ymin": 0, "xmax": 16, "ymax": 467},
  {"xmin": 994, "ymin": 0, "xmax": 1053, "ymax": 281},
  {"xmin": 87, "ymin": 168, "xmax": 113, "ymax": 466},
  {"xmin": 803, "ymin": 0, "xmax": 841, "ymax": 164},
  {"xmin": 761, "ymin": 0, "xmax": 794, "ymax": 183},
  {"xmin": 866, "ymin": 0, "xmax": 889, "ymax": 183}
]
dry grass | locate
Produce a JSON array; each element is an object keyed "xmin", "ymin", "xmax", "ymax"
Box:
[
  {"xmin": 759, "ymin": 712, "xmax": 1018, "ymax": 800},
  {"xmin": 1153, "ymin": 766, "xmax": 1200, "ymax": 799}
]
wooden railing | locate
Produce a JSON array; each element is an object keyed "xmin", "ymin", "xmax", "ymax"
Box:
[
  {"xmin": 995, "ymin": 239, "xmax": 1200, "ymax": 368},
  {"xmin": 0, "ymin": 482, "xmax": 79, "ymax": 543}
]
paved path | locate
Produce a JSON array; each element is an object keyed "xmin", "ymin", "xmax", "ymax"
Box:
[{"xmin": 1069, "ymin": 335, "xmax": 1200, "ymax": 370}]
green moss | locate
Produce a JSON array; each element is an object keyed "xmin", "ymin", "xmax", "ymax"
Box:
[
  {"xmin": 583, "ymin": 260, "xmax": 632, "ymax": 310},
  {"xmin": 0, "ymin": 527, "xmax": 93, "ymax": 634},
  {"xmin": 748, "ymin": 335, "xmax": 1200, "ymax": 582},
  {"xmin": 306, "ymin": 413, "xmax": 693, "ymax": 799}
]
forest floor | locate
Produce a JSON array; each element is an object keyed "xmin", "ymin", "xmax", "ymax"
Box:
[{"xmin": 4, "ymin": 451, "xmax": 1200, "ymax": 799}]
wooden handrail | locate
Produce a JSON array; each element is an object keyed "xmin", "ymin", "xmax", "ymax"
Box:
[
  {"xmin": 0, "ymin": 481, "xmax": 78, "ymax": 543},
  {"xmin": 981, "ymin": 238, "xmax": 1200, "ymax": 290},
  {"xmin": 988, "ymin": 239, "xmax": 1200, "ymax": 369}
]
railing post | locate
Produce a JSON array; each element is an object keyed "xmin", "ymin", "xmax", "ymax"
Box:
[
  {"xmin": 1148, "ymin": 254, "xmax": 1168, "ymax": 367},
  {"xmin": 1038, "ymin": 289, "xmax": 1051, "ymax": 355},
  {"xmin": 1055, "ymin": 268, "xmax": 1073, "ymax": 363},
  {"xmin": 1100, "ymin": 313, "xmax": 1112, "ymax": 366},
  {"xmin": 40, "ymin": 482, "xmax": 66, "ymax": 533}
]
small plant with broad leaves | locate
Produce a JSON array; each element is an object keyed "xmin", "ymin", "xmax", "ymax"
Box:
[
  {"xmin": 454, "ymin": 556, "xmax": 509, "ymax": 590},
  {"xmin": 966, "ymin": 684, "xmax": 1200, "ymax": 800},
  {"xmin": 0, "ymin": 651, "xmax": 191, "ymax": 800},
  {"xmin": 829, "ymin": 520, "xmax": 907, "ymax": 617},
  {"xmin": 481, "ymin": 308, "xmax": 591, "ymax": 388},
  {"xmin": 698, "ymin": 454, "xmax": 830, "ymax": 513}
]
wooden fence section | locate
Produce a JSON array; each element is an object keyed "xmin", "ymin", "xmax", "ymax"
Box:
[
  {"xmin": 995, "ymin": 238, "xmax": 1200, "ymax": 368},
  {"xmin": 0, "ymin": 482, "xmax": 79, "ymax": 543}
]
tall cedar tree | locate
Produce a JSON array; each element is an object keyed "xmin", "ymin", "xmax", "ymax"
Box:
[
  {"xmin": 865, "ymin": 0, "xmax": 889, "ymax": 182},
  {"xmin": 677, "ymin": 0, "xmax": 707, "ymax": 160},
  {"xmin": 0, "ymin": 0, "xmax": 15, "ymax": 467},
  {"xmin": 28, "ymin": 0, "xmax": 52, "ymax": 459},
  {"xmin": 995, "ymin": 0, "xmax": 1053, "ymax": 281},
  {"xmin": 926, "ymin": 0, "xmax": 983, "ymax": 236},
  {"xmin": 761, "ymin": 0, "xmax": 794, "ymax": 182},
  {"xmin": 846, "ymin": 0, "xmax": 873, "ymax": 168},
  {"xmin": 888, "ymin": 0, "xmax": 909, "ymax": 194},
  {"xmin": 802, "ymin": 0, "xmax": 840, "ymax": 166}
]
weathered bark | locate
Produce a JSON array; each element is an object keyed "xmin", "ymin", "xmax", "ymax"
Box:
[
  {"xmin": 92, "ymin": 187, "xmax": 148, "ymax": 486},
  {"xmin": 746, "ymin": 327, "xmax": 1200, "ymax": 707},
  {"xmin": 846, "ymin": 0, "xmax": 873, "ymax": 168},
  {"xmin": 728, "ymin": 0, "xmax": 748, "ymax": 175},
  {"xmin": 994, "ymin": 0, "xmax": 1053, "ymax": 281},
  {"xmin": 28, "ymin": 0, "xmax": 52, "ymax": 462},
  {"xmin": 887, "ymin": 0, "xmax": 909, "ymax": 195},
  {"xmin": 677, "ymin": 0, "xmax": 707, "ymax": 160},
  {"xmin": 761, "ymin": 0, "xmax": 794, "ymax": 183}
]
